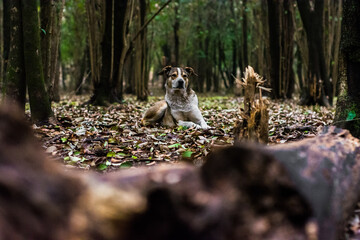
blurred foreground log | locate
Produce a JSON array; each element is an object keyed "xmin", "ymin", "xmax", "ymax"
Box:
[{"xmin": 0, "ymin": 105, "xmax": 359, "ymax": 240}]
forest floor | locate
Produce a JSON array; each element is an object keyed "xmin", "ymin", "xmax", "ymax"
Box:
[
  {"xmin": 32, "ymin": 94, "xmax": 334, "ymax": 171},
  {"xmin": 30, "ymin": 94, "xmax": 360, "ymax": 237}
]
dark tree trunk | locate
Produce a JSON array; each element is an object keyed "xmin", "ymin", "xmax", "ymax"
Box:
[
  {"xmin": 267, "ymin": 0, "xmax": 280, "ymax": 98},
  {"xmin": 75, "ymin": 44, "xmax": 89, "ymax": 95},
  {"xmin": 242, "ymin": 0, "xmax": 248, "ymax": 67},
  {"xmin": 3, "ymin": 0, "xmax": 26, "ymax": 111},
  {"xmin": 86, "ymin": 0, "xmax": 104, "ymax": 98},
  {"xmin": 205, "ymin": 36, "xmax": 212, "ymax": 92},
  {"xmin": 21, "ymin": 0, "xmax": 53, "ymax": 122},
  {"xmin": 113, "ymin": 0, "xmax": 129, "ymax": 102},
  {"xmin": 88, "ymin": 0, "xmax": 130, "ymax": 105},
  {"xmin": 333, "ymin": 0, "xmax": 360, "ymax": 138},
  {"xmin": 2, "ymin": 0, "xmax": 10, "ymax": 83},
  {"xmin": 173, "ymin": 1, "xmax": 180, "ymax": 65},
  {"xmin": 40, "ymin": 0, "xmax": 64, "ymax": 102},
  {"xmin": 297, "ymin": 0, "xmax": 332, "ymax": 106},
  {"xmin": 53, "ymin": 49, "xmax": 61, "ymax": 101},
  {"xmin": 134, "ymin": 0, "xmax": 148, "ymax": 101},
  {"xmin": 40, "ymin": 0, "xmax": 52, "ymax": 91},
  {"xmin": 267, "ymin": 0, "xmax": 295, "ymax": 99},
  {"xmin": 91, "ymin": 0, "xmax": 113, "ymax": 106}
]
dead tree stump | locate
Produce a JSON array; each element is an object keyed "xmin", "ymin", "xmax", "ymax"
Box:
[{"xmin": 234, "ymin": 66, "xmax": 271, "ymax": 143}]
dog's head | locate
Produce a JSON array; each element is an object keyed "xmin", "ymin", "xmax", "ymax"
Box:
[{"xmin": 159, "ymin": 66, "xmax": 197, "ymax": 90}]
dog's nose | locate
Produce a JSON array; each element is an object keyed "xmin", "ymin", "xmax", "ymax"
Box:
[{"xmin": 177, "ymin": 79, "xmax": 185, "ymax": 88}]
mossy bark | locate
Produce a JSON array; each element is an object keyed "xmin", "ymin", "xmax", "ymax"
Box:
[
  {"xmin": 21, "ymin": 0, "xmax": 53, "ymax": 122},
  {"xmin": 333, "ymin": 0, "xmax": 360, "ymax": 138},
  {"xmin": 3, "ymin": 0, "xmax": 26, "ymax": 110}
]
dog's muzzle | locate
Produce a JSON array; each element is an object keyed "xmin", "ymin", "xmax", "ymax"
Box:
[{"xmin": 172, "ymin": 79, "xmax": 186, "ymax": 89}]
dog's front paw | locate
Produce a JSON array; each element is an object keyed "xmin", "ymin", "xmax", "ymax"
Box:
[{"xmin": 178, "ymin": 120, "xmax": 199, "ymax": 129}]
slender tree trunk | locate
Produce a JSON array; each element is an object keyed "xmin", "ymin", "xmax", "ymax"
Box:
[
  {"xmin": 113, "ymin": 0, "xmax": 130, "ymax": 102},
  {"xmin": 3, "ymin": 0, "xmax": 26, "ymax": 110},
  {"xmin": 86, "ymin": 0, "xmax": 104, "ymax": 95},
  {"xmin": 331, "ymin": 1, "xmax": 342, "ymax": 98},
  {"xmin": 297, "ymin": 0, "xmax": 331, "ymax": 106},
  {"xmin": 134, "ymin": 0, "xmax": 148, "ymax": 101},
  {"xmin": 267, "ymin": 0, "xmax": 294, "ymax": 99},
  {"xmin": 242, "ymin": 0, "xmax": 248, "ymax": 67},
  {"xmin": 3, "ymin": 0, "xmax": 10, "ymax": 84},
  {"xmin": 267, "ymin": 0, "xmax": 281, "ymax": 98},
  {"xmin": 334, "ymin": 0, "xmax": 360, "ymax": 138},
  {"xmin": 21, "ymin": 0, "xmax": 53, "ymax": 122},
  {"xmin": 173, "ymin": 1, "xmax": 179, "ymax": 65},
  {"xmin": 282, "ymin": 0, "xmax": 295, "ymax": 98},
  {"xmin": 91, "ymin": 0, "xmax": 112, "ymax": 105},
  {"xmin": 53, "ymin": 49, "xmax": 61, "ymax": 101},
  {"xmin": 40, "ymin": 0, "xmax": 64, "ymax": 102},
  {"xmin": 40, "ymin": 0, "xmax": 53, "ymax": 92},
  {"xmin": 50, "ymin": 0, "xmax": 64, "ymax": 102}
]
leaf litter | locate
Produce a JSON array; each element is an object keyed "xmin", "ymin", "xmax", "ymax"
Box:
[
  {"xmin": 30, "ymin": 95, "xmax": 360, "ymax": 238},
  {"xmin": 32, "ymin": 95, "xmax": 334, "ymax": 173}
]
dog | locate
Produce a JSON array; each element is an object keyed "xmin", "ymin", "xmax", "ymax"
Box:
[{"xmin": 142, "ymin": 66, "xmax": 209, "ymax": 129}]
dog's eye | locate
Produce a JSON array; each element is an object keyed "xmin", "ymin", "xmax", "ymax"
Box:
[
  {"xmin": 183, "ymin": 75, "xmax": 188, "ymax": 78},
  {"xmin": 171, "ymin": 74, "xmax": 177, "ymax": 78}
]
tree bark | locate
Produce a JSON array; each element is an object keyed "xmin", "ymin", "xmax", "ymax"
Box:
[
  {"xmin": 21, "ymin": 0, "xmax": 53, "ymax": 122},
  {"xmin": 267, "ymin": 0, "xmax": 281, "ymax": 98},
  {"xmin": 3, "ymin": 0, "xmax": 26, "ymax": 110},
  {"xmin": 173, "ymin": 1, "xmax": 179, "ymax": 65},
  {"xmin": 242, "ymin": 0, "xmax": 248, "ymax": 68},
  {"xmin": 90, "ymin": 0, "xmax": 113, "ymax": 106},
  {"xmin": 267, "ymin": 0, "xmax": 295, "ymax": 99},
  {"xmin": 40, "ymin": 0, "xmax": 53, "ymax": 93},
  {"xmin": 297, "ymin": 0, "xmax": 332, "ymax": 106},
  {"xmin": 86, "ymin": 0, "xmax": 104, "ymax": 96},
  {"xmin": 2, "ymin": 0, "xmax": 10, "ymax": 83},
  {"xmin": 40, "ymin": 0, "xmax": 64, "ymax": 102},
  {"xmin": 333, "ymin": 0, "xmax": 360, "ymax": 138},
  {"xmin": 134, "ymin": 0, "xmax": 148, "ymax": 101}
]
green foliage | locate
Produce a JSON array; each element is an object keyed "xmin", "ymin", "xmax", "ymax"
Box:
[
  {"xmin": 347, "ymin": 110, "xmax": 356, "ymax": 121},
  {"xmin": 60, "ymin": 0, "xmax": 87, "ymax": 65}
]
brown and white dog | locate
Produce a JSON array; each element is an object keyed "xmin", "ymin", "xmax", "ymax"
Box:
[{"xmin": 142, "ymin": 66, "xmax": 209, "ymax": 129}]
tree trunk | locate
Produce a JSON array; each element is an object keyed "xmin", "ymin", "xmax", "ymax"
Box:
[
  {"xmin": 242, "ymin": 0, "xmax": 248, "ymax": 68},
  {"xmin": 40, "ymin": 0, "xmax": 53, "ymax": 93},
  {"xmin": 90, "ymin": 0, "xmax": 113, "ymax": 105},
  {"xmin": 2, "ymin": 0, "xmax": 10, "ymax": 83},
  {"xmin": 21, "ymin": 0, "xmax": 53, "ymax": 122},
  {"xmin": 267, "ymin": 0, "xmax": 295, "ymax": 99},
  {"xmin": 40, "ymin": 0, "xmax": 64, "ymax": 102},
  {"xmin": 173, "ymin": 1, "xmax": 179, "ymax": 65},
  {"xmin": 297, "ymin": 0, "xmax": 332, "ymax": 106},
  {"xmin": 3, "ymin": 0, "xmax": 26, "ymax": 111},
  {"xmin": 113, "ymin": 0, "xmax": 130, "ymax": 102},
  {"xmin": 134, "ymin": 0, "xmax": 148, "ymax": 101},
  {"xmin": 1, "ymin": 105, "xmax": 359, "ymax": 240},
  {"xmin": 333, "ymin": 0, "xmax": 360, "ymax": 138},
  {"xmin": 331, "ymin": 1, "xmax": 342, "ymax": 98},
  {"xmin": 86, "ymin": 0, "xmax": 104, "ymax": 96},
  {"xmin": 267, "ymin": 0, "xmax": 281, "ymax": 98}
]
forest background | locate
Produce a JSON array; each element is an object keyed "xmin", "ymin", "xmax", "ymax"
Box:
[{"xmin": 0, "ymin": 0, "xmax": 343, "ymax": 110}]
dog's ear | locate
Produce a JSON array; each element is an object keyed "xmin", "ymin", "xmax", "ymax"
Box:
[
  {"xmin": 158, "ymin": 65, "xmax": 172, "ymax": 76},
  {"xmin": 185, "ymin": 67, "xmax": 198, "ymax": 76}
]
